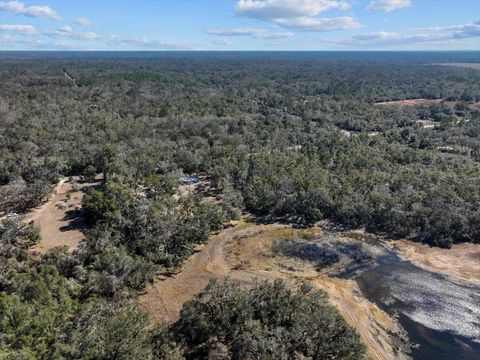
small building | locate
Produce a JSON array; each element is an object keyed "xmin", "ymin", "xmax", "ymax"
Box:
[{"xmin": 180, "ymin": 175, "xmax": 199, "ymax": 185}]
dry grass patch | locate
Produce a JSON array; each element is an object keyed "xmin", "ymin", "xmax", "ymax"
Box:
[{"xmin": 375, "ymin": 99, "xmax": 444, "ymax": 107}]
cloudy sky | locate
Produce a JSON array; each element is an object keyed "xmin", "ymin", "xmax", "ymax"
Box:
[{"xmin": 0, "ymin": 0, "xmax": 479, "ymax": 50}]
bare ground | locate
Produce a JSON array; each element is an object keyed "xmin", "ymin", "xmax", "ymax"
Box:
[
  {"xmin": 26, "ymin": 178, "xmax": 99, "ymax": 255},
  {"xmin": 177, "ymin": 174, "xmax": 218, "ymax": 203},
  {"xmin": 387, "ymin": 240, "xmax": 480, "ymax": 286},
  {"xmin": 433, "ymin": 63, "xmax": 480, "ymax": 70},
  {"xmin": 374, "ymin": 99, "xmax": 444, "ymax": 107},
  {"xmin": 140, "ymin": 221, "xmax": 409, "ymax": 360}
]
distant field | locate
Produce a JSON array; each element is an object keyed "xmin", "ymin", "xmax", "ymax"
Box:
[
  {"xmin": 375, "ymin": 98, "xmax": 444, "ymax": 107},
  {"xmin": 433, "ymin": 63, "xmax": 480, "ymax": 70}
]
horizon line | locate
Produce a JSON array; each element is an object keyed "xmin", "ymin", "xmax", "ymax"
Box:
[{"xmin": 0, "ymin": 49, "xmax": 479, "ymax": 53}]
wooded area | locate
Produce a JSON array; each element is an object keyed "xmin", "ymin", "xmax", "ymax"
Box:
[{"xmin": 1, "ymin": 52, "xmax": 480, "ymax": 358}]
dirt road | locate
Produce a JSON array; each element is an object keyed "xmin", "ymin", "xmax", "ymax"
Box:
[
  {"xmin": 140, "ymin": 222, "xmax": 409, "ymax": 360},
  {"xmin": 139, "ymin": 223, "xmax": 278, "ymax": 324}
]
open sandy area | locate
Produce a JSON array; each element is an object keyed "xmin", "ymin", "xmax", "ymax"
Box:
[
  {"xmin": 140, "ymin": 222, "xmax": 409, "ymax": 360},
  {"xmin": 433, "ymin": 63, "xmax": 480, "ymax": 70},
  {"xmin": 387, "ymin": 240, "xmax": 480, "ymax": 286},
  {"xmin": 26, "ymin": 177, "xmax": 100, "ymax": 255},
  {"xmin": 375, "ymin": 99, "xmax": 444, "ymax": 107}
]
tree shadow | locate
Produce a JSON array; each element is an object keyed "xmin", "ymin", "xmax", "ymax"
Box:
[
  {"xmin": 59, "ymin": 209, "xmax": 90, "ymax": 233},
  {"xmin": 249, "ymin": 214, "xmax": 303, "ymax": 227},
  {"xmin": 196, "ymin": 181, "xmax": 221, "ymax": 198}
]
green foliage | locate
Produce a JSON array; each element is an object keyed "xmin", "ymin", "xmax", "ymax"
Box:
[
  {"xmin": 0, "ymin": 219, "xmax": 39, "ymax": 259},
  {"xmin": 82, "ymin": 182, "xmax": 134, "ymax": 224},
  {"xmin": 82, "ymin": 165, "xmax": 97, "ymax": 182},
  {"xmin": 0, "ymin": 180, "xmax": 51, "ymax": 214},
  {"xmin": 53, "ymin": 303, "xmax": 153, "ymax": 360},
  {"xmin": 144, "ymin": 173, "xmax": 179, "ymax": 198},
  {"xmin": 171, "ymin": 279, "xmax": 366, "ymax": 360},
  {"xmin": 77, "ymin": 178, "xmax": 225, "ymax": 297},
  {"xmin": 0, "ymin": 230, "xmax": 154, "ymax": 360},
  {"xmin": 2, "ymin": 52, "xmax": 480, "ymax": 357},
  {"xmin": 0, "ymin": 249, "xmax": 81, "ymax": 359},
  {"xmin": 2, "ymin": 54, "xmax": 480, "ymax": 246},
  {"xmin": 218, "ymin": 180, "xmax": 244, "ymax": 220}
]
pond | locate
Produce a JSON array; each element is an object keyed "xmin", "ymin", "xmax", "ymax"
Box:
[{"xmin": 348, "ymin": 248, "xmax": 480, "ymax": 360}]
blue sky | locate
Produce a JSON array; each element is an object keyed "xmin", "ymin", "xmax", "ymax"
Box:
[{"xmin": 0, "ymin": 0, "xmax": 479, "ymax": 50}]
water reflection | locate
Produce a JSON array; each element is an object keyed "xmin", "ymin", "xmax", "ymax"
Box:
[{"xmin": 351, "ymin": 249, "xmax": 480, "ymax": 360}]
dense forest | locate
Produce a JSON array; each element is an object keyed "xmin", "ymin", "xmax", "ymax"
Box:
[{"xmin": 1, "ymin": 52, "xmax": 480, "ymax": 358}]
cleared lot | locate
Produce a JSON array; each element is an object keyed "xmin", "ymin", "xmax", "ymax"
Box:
[
  {"xmin": 27, "ymin": 178, "xmax": 100, "ymax": 255},
  {"xmin": 375, "ymin": 98, "xmax": 444, "ymax": 107}
]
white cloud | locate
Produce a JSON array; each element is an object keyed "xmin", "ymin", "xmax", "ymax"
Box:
[
  {"xmin": 58, "ymin": 25, "xmax": 73, "ymax": 33},
  {"xmin": 234, "ymin": 0, "xmax": 359, "ymax": 31},
  {"xmin": 207, "ymin": 28, "xmax": 262, "ymax": 36},
  {"xmin": 6, "ymin": 37, "xmax": 84, "ymax": 49},
  {"xmin": 351, "ymin": 31, "xmax": 448, "ymax": 44},
  {"xmin": 235, "ymin": 0, "xmax": 349, "ymax": 19},
  {"xmin": 367, "ymin": 0, "xmax": 411, "ymax": 12},
  {"xmin": 105, "ymin": 35, "xmax": 146, "ymax": 45},
  {"xmin": 274, "ymin": 16, "xmax": 360, "ymax": 31},
  {"xmin": 261, "ymin": 31, "xmax": 294, "ymax": 39},
  {"xmin": 330, "ymin": 20, "xmax": 480, "ymax": 48},
  {"xmin": 210, "ymin": 38, "xmax": 232, "ymax": 46},
  {"xmin": 105, "ymin": 35, "xmax": 187, "ymax": 50},
  {"xmin": 0, "ymin": 16, "xmax": 188, "ymax": 50},
  {"xmin": 0, "ymin": 24, "xmax": 36, "ymax": 35},
  {"xmin": 45, "ymin": 27, "xmax": 99, "ymax": 40},
  {"xmin": 0, "ymin": 34, "xmax": 14, "ymax": 43},
  {"xmin": 0, "ymin": 1, "xmax": 61, "ymax": 20},
  {"xmin": 206, "ymin": 27, "xmax": 293, "ymax": 39},
  {"xmin": 450, "ymin": 23, "xmax": 480, "ymax": 39},
  {"xmin": 28, "ymin": 26, "xmax": 189, "ymax": 50},
  {"xmin": 79, "ymin": 31, "xmax": 99, "ymax": 40},
  {"xmin": 44, "ymin": 25, "xmax": 74, "ymax": 37},
  {"xmin": 75, "ymin": 17, "xmax": 92, "ymax": 26},
  {"xmin": 206, "ymin": 28, "xmax": 293, "ymax": 39}
]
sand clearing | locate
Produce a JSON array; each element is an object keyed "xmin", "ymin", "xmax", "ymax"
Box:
[
  {"xmin": 26, "ymin": 178, "xmax": 99, "ymax": 255},
  {"xmin": 432, "ymin": 63, "xmax": 480, "ymax": 70},
  {"xmin": 387, "ymin": 240, "xmax": 480, "ymax": 286},
  {"xmin": 375, "ymin": 99, "xmax": 444, "ymax": 107},
  {"xmin": 139, "ymin": 223, "xmax": 276, "ymax": 324},
  {"xmin": 140, "ymin": 222, "xmax": 409, "ymax": 360}
]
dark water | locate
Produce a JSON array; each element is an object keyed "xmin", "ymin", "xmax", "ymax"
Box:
[{"xmin": 346, "ymin": 249, "xmax": 480, "ymax": 360}]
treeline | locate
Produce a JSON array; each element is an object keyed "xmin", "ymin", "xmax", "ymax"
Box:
[
  {"xmin": 2, "ymin": 52, "xmax": 480, "ymax": 357},
  {"xmin": 78, "ymin": 179, "xmax": 225, "ymax": 296},
  {"xmin": 1, "ymin": 54, "xmax": 480, "ymax": 243}
]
